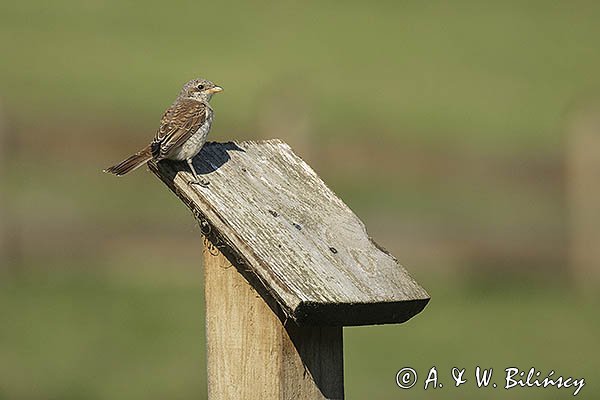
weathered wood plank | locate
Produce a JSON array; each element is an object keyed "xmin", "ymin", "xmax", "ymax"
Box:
[
  {"xmin": 150, "ymin": 140, "xmax": 429, "ymax": 326},
  {"xmin": 204, "ymin": 242, "xmax": 344, "ymax": 399}
]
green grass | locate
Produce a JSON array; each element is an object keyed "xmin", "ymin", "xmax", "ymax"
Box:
[
  {"xmin": 0, "ymin": 267, "xmax": 206, "ymax": 400},
  {"xmin": 1, "ymin": 269, "xmax": 598, "ymax": 399},
  {"xmin": 346, "ymin": 280, "xmax": 599, "ymax": 399},
  {"xmin": 2, "ymin": 1, "xmax": 600, "ymax": 153}
]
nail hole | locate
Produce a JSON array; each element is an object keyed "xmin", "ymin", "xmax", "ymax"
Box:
[
  {"xmin": 329, "ymin": 247, "xmax": 338, "ymax": 254},
  {"xmin": 269, "ymin": 210, "xmax": 278, "ymax": 217}
]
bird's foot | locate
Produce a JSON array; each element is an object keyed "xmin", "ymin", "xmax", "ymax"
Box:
[{"xmin": 190, "ymin": 177, "xmax": 210, "ymax": 187}]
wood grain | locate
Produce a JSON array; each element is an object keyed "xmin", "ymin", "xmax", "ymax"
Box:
[
  {"xmin": 204, "ymin": 242, "xmax": 344, "ymax": 399},
  {"xmin": 150, "ymin": 140, "xmax": 429, "ymax": 326}
]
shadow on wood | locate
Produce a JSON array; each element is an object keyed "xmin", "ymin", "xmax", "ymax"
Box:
[
  {"xmin": 149, "ymin": 139, "xmax": 430, "ymax": 399},
  {"xmin": 160, "ymin": 141, "xmax": 245, "ymax": 176},
  {"xmin": 150, "ymin": 140, "xmax": 429, "ymax": 326},
  {"xmin": 204, "ymin": 242, "xmax": 343, "ymax": 399}
]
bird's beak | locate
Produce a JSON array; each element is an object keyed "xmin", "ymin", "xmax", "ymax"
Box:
[{"xmin": 208, "ymin": 86, "xmax": 223, "ymax": 94}]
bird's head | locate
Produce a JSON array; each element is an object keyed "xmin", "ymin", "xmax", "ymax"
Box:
[{"xmin": 180, "ymin": 78, "xmax": 223, "ymax": 102}]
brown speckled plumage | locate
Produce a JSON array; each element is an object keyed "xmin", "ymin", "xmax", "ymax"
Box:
[{"xmin": 104, "ymin": 78, "xmax": 223, "ymax": 184}]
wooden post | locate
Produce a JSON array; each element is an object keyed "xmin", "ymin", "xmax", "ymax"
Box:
[
  {"xmin": 148, "ymin": 140, "xmax": 430, "ymax": 397},
  {"xmin": 0, "ymin": 99, "xmax": 23, "ymax": 271},
  {"xmin": 0, "ymin": 100, "xmax": 4, "ymax": 267},
  {"xmin": 0, "ymin": 100, "xmax": 8, "ymax": 269},
  {"xmin": 203, "ymin": 242, "xmax": 344, "ymax": 399},
  {"xmin": 567, "ymin": 103, "xmax": 600, "ymax": 291}
]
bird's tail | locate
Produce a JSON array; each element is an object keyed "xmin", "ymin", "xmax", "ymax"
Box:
[{"xmin": 104, "ymin": 145, "xmax": 153, "ymax": 176}]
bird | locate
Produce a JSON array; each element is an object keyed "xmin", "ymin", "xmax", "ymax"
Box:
[{"xmin": 104, "ymin": 78, "xmax": 223, "ymax": 186}]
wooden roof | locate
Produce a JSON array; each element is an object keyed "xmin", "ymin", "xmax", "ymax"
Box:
[{"xmin": 150, "ymin": 140, "xmax": 429, "ymax": 326}]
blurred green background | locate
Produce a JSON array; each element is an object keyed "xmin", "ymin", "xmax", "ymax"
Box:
[{"xmin": 1, "ymin": 1, "xmax": 599, "ymax": 399}]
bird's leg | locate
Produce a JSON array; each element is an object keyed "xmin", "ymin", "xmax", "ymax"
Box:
[{"xmin": 187, "ymin": 158, "xmax": 209, "ymax": 187}]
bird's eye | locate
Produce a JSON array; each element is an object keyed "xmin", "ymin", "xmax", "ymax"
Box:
[{"xmin": 197, "ymin": 84, "xmax": 204, "ymax": 90}]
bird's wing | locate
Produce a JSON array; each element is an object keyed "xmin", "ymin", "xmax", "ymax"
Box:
[{"xmin": 152, "ymin": 99, "xmax": 208, "ymax": 159}]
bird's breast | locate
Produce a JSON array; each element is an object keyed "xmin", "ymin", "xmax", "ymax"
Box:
[{"xmin": 168, "ymin": 112, "xmax": 213, "ymax": 161}]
